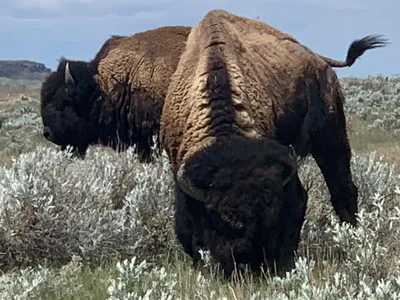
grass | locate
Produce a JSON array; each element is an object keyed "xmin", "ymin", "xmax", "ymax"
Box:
[
  {"xmin": 348, "ymin": 117, "xmax": 400, "ymax": 172},
  {"xmin": 0, "ymin": 91, "xmax": 49, "ymax": 167},
  {"xmin": 1, "ymin": 262, "xmax": 117, "ymax": 300},
  {"xmin": 0, "ymin": 75, "xmax": 399, "ymax": 299}
]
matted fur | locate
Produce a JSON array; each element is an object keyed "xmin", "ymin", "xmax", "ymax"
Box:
[
  {"xmin": 160, "ymin": 10, "xmax": 386, "ymax": 277},
  {"xmin": 174, "ymin": 135, "xmax": 306, "ymax": 276},
  {"xmin": 40, "ymin": 25, "xmax": 191, "ymax": 162}
]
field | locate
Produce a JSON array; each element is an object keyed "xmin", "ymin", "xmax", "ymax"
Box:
[{"xmin": 0, "ymin": 74, "xmax": 399, "ymax": 299}]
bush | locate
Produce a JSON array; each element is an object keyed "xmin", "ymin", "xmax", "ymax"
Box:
[
  {"xmin": 341, "ymin": 75, "xmax": 400, "ymax": 134},
  {"xmin": 0, "ymin": 144, "xmax": 398, "ymax": 299},
  {"xmin": 0, "ymin": 146, "xmax": 175, "ymax": 269}
]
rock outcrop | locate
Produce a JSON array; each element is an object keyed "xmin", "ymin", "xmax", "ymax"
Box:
[{"xmin": 0, "ymin": 60, "xmax": 51, "ymax": 80}]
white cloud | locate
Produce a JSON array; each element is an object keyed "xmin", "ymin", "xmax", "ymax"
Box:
[
  {"xmin": 17, "ymin": 0, "xmax": 61, "ymax": 9},
  {"xmin": 16, "ymin": 0, "xmax": 172, "ymax": 9},
  {"xmin": 4, "ymin": 0, "xmax": 182, "ymax": 18},
  {"xmin": 289, "ymin": 0, "xmax": 369, "ymax": 10},
  {"xmin": 2, "ymin": 0, "xmax": 371, "ymax": 21}
]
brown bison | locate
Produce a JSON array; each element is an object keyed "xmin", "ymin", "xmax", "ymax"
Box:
[
  {"xmin": 40, "ymin": 25, "xmax": 191, "ymax": 162},
  {"xmin": 160, "ymin": 10, "xmax": 388, "ymax": 276}
]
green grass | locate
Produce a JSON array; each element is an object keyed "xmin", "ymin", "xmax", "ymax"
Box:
[{"xmin": 25, "ymin": 264, "xmax": 116, "ymax": 300}]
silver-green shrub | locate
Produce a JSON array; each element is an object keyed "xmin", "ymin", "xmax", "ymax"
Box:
[
  {"xmin": 0, "ymin": 146, "xmax": 175, "ymax": 267},
  {"xmin": 0, "ymin": 144, "xmax": 398, "ymax": 299},
  {"xmin": 341, "ymin": 74, "xmax": 400, "ymax": 134},
  {"xmin": 0, "ymin": 74, "xmax": 399, "ymax": 298}
]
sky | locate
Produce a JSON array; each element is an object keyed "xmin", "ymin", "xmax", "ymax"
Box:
[{"xmin": 0, "ymin": 0, "xmax": 398, "ymax": 78}]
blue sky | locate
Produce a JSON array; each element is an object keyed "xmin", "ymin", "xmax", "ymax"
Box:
[{"xmin": 0, "ymin": 0, "xmax": 397, "ymax": 77}]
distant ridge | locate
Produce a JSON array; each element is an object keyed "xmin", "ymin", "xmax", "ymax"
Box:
[{"xmin": 0, "ymin": 60, "xmax": 51, "ymax": 80}]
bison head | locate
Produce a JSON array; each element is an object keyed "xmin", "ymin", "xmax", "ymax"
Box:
[
  {"xmin": 176, "ymin": 136, "xmax": 299, "ymax": 275},
  {"xmin": 40, "ymin": 59, "xmax": 98, "ymax": 157}
]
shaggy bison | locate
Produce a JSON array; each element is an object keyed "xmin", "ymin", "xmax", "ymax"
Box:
[
  {"xmin": 160, "ymin": 10, "xmax": 388, "ymax": 276},
  {"xmin": 40, "ymin": 25, "xmax": 191, "ymax": 162}
]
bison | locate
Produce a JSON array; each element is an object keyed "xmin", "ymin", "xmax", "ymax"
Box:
[
  {"xmin": 40, "ymin": 25, "xmax": 191, "ymax": 162},
  {"xmin": 160, "ymin": 10, "xmax": 388, "ymax": 277}
]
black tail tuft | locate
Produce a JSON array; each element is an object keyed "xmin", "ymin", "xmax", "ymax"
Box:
[{"xmin": 346, "ymin": 34, "xmax": 389, "ymax": 66}]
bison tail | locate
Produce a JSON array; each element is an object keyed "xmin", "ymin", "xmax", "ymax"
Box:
[
  {"xmin": 318, "ymin": 34, "xmax": 389, "ymax": 68},
  {"xmin": 345, "ymin": 34, "xmax": 389, "ymax": 66}
]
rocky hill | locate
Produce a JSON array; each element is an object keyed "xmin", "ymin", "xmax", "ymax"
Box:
[{"xmin": 0, "ymin": 60, "xmax": 51, "ymax": 80}]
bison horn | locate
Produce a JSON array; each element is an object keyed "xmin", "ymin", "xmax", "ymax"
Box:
[
  {"xmin": 176, "ymin": 163, "xmax": 206, "ymax": 201},
  {"xmin": 288, "ymin": 144, "xmax": 297, "ymax": 160},
  {"xmin": 65, "ymin": 62, "xmax": 75, "ymax": 85},
  {"xmin": 282, "ymin": 144, "xmax": 298, "ymax": 186}
]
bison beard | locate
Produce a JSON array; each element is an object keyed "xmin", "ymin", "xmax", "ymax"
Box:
[{"xmin": 174, "ymin": 135, "xmax": 307, "ymax": 277}]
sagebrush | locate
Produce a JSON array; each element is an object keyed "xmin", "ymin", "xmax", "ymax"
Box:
[{"xmin": 0, "ymin": 74, "xmax": 399, "ymax": 299}]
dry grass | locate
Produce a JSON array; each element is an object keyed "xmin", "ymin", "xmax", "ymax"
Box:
[
  {"xmin": 0, "ymin": 77, "xmax": 43, "ymax": 100},
  {"xmin": 0, "ymin": 93, "xmax": 49, "ymax": 167},
  {"xmin": 0, "ymin": 89, "xmax": 41, "ymax": 101},
  {"xmin": 348, "ymin": 117, "xmax": 400, "ymax": 171}
]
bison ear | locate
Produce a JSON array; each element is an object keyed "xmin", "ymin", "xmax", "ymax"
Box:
[
  {"xmin": 65, "ymin": 62, "xmax": 76, "ymax": 86},
  {"xmin": 280, "ymin": 145, "xmax": 298, "ymax": 186}
]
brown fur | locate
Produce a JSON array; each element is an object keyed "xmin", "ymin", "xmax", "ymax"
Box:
[
  {"xmin": 92, "ymin": 26, "xmax": 190, "ymax": 105},
  {"xmin": 161, "ymin": 12, "xmax": 386, "ymax": 167},
  {"xmin": 40, "ymin": 25, "xmax": 191, "ymax": 161},
  {"xmin": 160, "ymin": 10, "xmax": 386, "ymax": 277}
]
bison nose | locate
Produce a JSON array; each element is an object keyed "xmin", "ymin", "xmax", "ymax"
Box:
[{"xmin": 43, "ymin": 126, "xmax": 52, "ymax": 140}]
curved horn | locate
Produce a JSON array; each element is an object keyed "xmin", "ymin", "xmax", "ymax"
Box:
[
  {"xmin": 288, "ymin": 144, "xmax": 297, "ymax": 161},
  {"xmin": 176, "ymin": 162, "xmax": 206, "ymax": 201},
  {"xmin": 282, "ymin": 144, "xmax": 298, "ymax": 186},
  {"xmin": 65, "ymin": 62, "xmax": 75, "ymax": 85}
]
